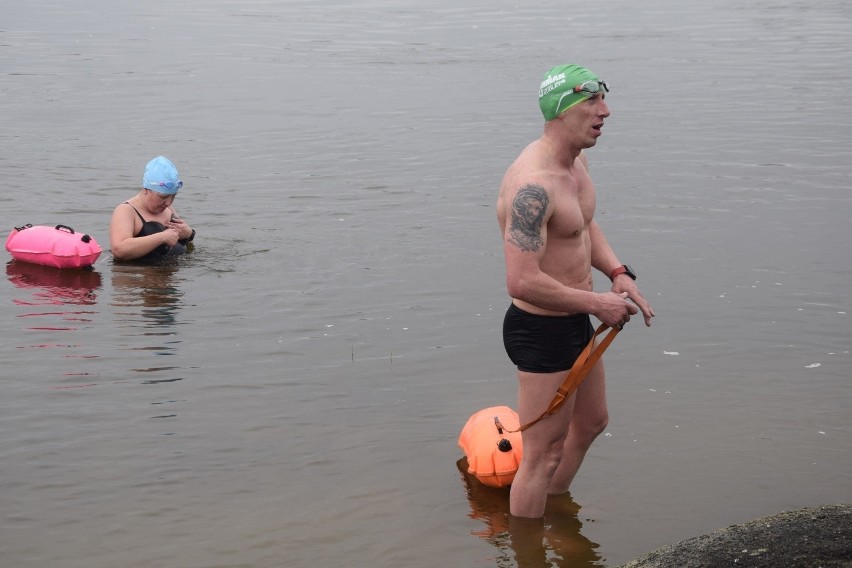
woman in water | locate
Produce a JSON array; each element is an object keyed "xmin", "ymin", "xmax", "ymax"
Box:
[{"xmin": 109, "ymin": 156, "xmax": 196, "ymax": 262}]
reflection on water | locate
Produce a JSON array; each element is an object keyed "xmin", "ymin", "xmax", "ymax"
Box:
[
  {"xmin": 5, "ymin": 260, "xmax": 103, "ymax": 383},
  {"xmin": 6, "ymin": 260, "xmax": 101, "ymax": 308},
  {"xmin": 457, "ymin": 459, "xmax": 603, "ymax": 568},
  {"xmin": 110, "ymin": 262, "xmax": 186, "ymax": 383},
  {"xmin": 111, "ymin": 262, "xmax": 183, "ymax": 331}
]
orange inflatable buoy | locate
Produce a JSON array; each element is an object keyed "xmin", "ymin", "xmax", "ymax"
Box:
[{"xmin": 458, "ymin": 405, "xmax": 524, "ymax": 488}]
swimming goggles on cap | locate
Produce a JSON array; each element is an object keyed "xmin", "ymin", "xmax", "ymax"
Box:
[
  {"xmin": 150, "ymin": 180, "xmax": 183, "ymax": 191},
  {"xmin": 572, "ymin": 80, "xmax": 609, "ymax": 95}
]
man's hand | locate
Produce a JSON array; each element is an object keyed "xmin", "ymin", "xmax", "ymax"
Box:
[
  {"xmin": 595, "ymin": 291, "xmax": 638, "ymax": 329},
  {"xmin": 611, "ymin": 277, "xmax": 655, "ymax": 326}
]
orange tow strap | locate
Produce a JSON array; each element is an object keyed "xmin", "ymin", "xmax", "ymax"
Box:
[{"xmin": 497, "ymin": 322, "xmax": 621, "ymax": 433}]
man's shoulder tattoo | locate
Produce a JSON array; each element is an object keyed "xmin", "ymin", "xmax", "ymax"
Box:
[{"xmin": 508, "ymin": 184, "xmax": 548, "ymax": 252}]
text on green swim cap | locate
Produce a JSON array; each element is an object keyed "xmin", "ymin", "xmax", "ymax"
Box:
[{"xmin": 538, "ymin": 64, "xmax": 599, "ymax": 121}]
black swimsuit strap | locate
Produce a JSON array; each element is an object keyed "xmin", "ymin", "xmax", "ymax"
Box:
[{"xmin": 123, "ymin": 201, "xmax": 147, "ymax": 223}]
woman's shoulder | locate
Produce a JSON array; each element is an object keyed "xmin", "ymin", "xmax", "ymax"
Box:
[{"xmin": 112, "ymin": 200, "xmax": 135, "ymax": 215}]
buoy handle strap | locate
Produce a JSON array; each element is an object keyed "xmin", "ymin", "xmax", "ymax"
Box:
[{"xmin": 506, "ymin": 323, "xmax": 620, "ymax": 433}]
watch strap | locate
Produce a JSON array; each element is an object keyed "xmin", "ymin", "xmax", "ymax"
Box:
[{"xmin": 609, "ymin": 265, "xmax": 635, "ymax": 281}]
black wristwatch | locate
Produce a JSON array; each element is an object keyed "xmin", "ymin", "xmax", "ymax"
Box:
[
  {"xmin": 179, "ymin": 229, "xmax": 195, "ymax": 246},
  {"xmin": 609, "ymin": 264, "xmax": 636, "ymax": 281}
]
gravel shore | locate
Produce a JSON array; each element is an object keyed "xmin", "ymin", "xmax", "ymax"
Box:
[{"xmin": 618, "ymin": 504, "xmax": 852, "ymax": 568}]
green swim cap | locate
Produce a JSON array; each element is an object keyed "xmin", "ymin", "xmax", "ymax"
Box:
[{"xmin": 538, "ymin": 64, "xmax": 600, "ymax": 121}]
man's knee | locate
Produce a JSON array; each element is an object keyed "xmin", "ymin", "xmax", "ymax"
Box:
[
  {"xmin": 523, "ymin": 435, "xmax": 569, "ymax": 472},
  {"xmin": 593, "ymin": 412, "xmax": 609, "ymax": 437},
  {"xmin": 573, "ymin": 411, "xmax": 609, "ymax": 441}
]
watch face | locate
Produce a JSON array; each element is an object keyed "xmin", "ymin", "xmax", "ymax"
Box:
[{"xmin": 624, "ymin": 264, "xmax": 637, "ymax": 279}]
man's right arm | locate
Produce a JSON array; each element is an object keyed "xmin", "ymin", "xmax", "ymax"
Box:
[
  {"xmin": 501, "ymin": 182, "xmax": 636, "ymax": 326},
  {"xmin": 502, "ymin": 183, "xmax": 595, "ymax": 314}
]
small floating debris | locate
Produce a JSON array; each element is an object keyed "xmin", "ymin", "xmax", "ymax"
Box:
[{"xmin": 804, "ymin": 363, "xmax": 821, "ymax": 368}]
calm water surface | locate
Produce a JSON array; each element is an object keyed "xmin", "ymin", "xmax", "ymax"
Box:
[{"xmin": 2, "ymin": 1, "xmax": 850, "ymax": 566}]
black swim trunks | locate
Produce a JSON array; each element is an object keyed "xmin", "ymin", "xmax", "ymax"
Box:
[{"xmin": 503, "ymin": 303, "xmax": 594, "ymax": 373}]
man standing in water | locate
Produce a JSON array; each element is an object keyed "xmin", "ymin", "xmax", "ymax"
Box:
[{"xmin": 497, "ymin": 64, "xmax": 655, "ymax": 518}]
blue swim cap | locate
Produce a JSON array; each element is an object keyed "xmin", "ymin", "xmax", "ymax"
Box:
[{"xmin": 142, "ymin": 156, "xmax": 182, "ymax": 195}]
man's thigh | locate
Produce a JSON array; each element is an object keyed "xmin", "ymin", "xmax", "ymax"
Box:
[
  {"xmin": 516, "ymin": 370, "xmax": 574, "ymax": 452},
  {"xmin": 570, "ymin": 359, "xmax": 608, "ymax": 430}
]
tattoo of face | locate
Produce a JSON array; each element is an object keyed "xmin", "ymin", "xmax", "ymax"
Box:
[{"xmin": 509, "ymin": 184, "xmax": 548, "ymax": 252}]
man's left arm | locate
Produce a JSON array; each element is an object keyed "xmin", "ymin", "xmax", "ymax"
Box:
[{"xmin": 589, "ymin": 220, "xmax": 655, "ymax": 326}]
